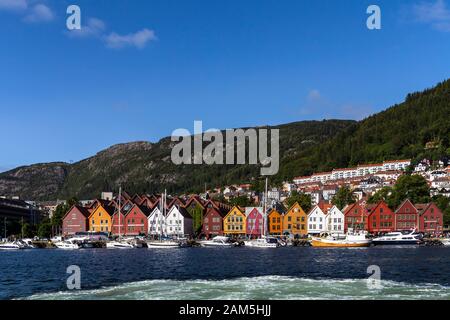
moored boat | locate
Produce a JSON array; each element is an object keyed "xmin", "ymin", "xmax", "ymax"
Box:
[
  {"xmin": 372, "ymin": 230, "xmax": 422, "ymax": 245},
  {"xmin": 54, "ymin": 240, "xmax": 80, "ymax": 249},
  {"xmin": 440, "ymin": 239, "xmax": 450, "ymax": 246},
  {"xmin": 200, "ymin": 236, "xmax": 234, "ymax": 247},
  {"xmin": 106, "ymin": 241, "xmax": 134, "ymax": 249},
  {"xmin": 311, "ymin": 230, "xmax": 371, "ymax": 248},
  {"xmin": 147, "ymin": 239, "xmax": 180, "ymax": 248},
  {"xmin": 244, "ymin": 236, "xmax": 280, "ymax": 248},
  {"xmin": 0, "ymin": 242, "xmax": 23, "ymax": 250}
]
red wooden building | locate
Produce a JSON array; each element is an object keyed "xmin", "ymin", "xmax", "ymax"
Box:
[
  {"xmin": 343, "ymin": 201, "xmax": 369, "ymax": 232},
  {"xmin": 246, "ymin": 207, "xmax": 264, "ymax": 238},
  {"xmin": 202, "ymin": 207, "xmax": 226, "ymax": 238},
  {"xmin": 62, "ymin": 205, "xmax": 91, "ymax": 235},
  {"xmin": 394, "ymin": 199, "xmax": 419, "ymax": 231},
  {"xmin": 367, "ymin": 201, "xmax": 395, "ymax": 234},
  {"xmin": 124, "ymin": 204, "xmax": 150, "ymax": 236},
  {"xmin": 416, "ymin": 203, "xmax": 443, "ymax": 235}
]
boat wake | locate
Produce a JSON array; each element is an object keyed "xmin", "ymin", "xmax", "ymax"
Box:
[{"xmin": 22, "ymin": 276, "xmax": 450, "ymax": 300}]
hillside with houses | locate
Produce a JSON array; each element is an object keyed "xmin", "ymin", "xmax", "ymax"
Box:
[{"xmin": 0, "ymin": 79, "xmax": 449, "ymax": 204}]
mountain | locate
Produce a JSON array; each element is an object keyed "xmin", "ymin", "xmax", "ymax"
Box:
[
  {"xmin": 0, "ymin": 121, "xmax": 354, "ymax": 200},
  {"xmin": 1, "ymin": 79, "xmax": 449, "ymax": 200}
]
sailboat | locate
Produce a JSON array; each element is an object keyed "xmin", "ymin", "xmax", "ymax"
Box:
[
  {"xmin": 106, "ymin": 187, "xmax": 134, "ymax": 249},
  {"xmin": 147, "ymin": 190, "xmax": 180, "ymax": 249},
  {"xmin": 244, "ymin": 178, "xmax": 280, "ymax": 248}
]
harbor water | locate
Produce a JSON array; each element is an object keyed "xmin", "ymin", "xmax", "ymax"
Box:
[{"xmin": 1, "ymin": 246, "xmax": 450, "ymax": 300}]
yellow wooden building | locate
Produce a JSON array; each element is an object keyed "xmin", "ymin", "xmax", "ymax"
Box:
[
  {"xmin": 223, "ymin": 206, "xmax": 246, "ymax": 236},
  {"xmin": 268, "ymin": 209, "xmax": 283, "ymax": 235},
  {"xmin": 283, "ymin": 202, "xmax": 308, "ymax": 236},
  {"xmin": 88, "ymin": 203, "xmax": 115, "ymax": 233}
]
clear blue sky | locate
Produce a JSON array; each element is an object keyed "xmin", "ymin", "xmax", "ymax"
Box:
[{"xmin": 1, "ymin": 0, "xmax": 449, "ymax": 171}]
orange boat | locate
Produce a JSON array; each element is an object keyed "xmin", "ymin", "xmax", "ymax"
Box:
[{"xmin": 310, "ymin": 231, "xmax": 372, "ymax": 248}]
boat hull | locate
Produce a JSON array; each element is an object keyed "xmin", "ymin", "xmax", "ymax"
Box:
[
  {"xmin": 372, "ymin": 240, "xmax": 421, "ymax": 246},
  {"xmin": 147, "ymin": 241, "xmax": 179, "ymax": 248},
  {"xmin": 311, "ymin": 238, "xmax": 371, "ymax": 248}
]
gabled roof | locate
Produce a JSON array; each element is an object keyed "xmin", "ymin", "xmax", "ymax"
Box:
[
  {"xmin": 184, "ymin": 195, "xmax": 206, "ymax": 209},
  {"xmin": 268, "ymin": 208, "xmax": 283, "ymax": 217},
  {"xmin": 90, "ymin": 202, "xmax": 116, "ymax": 217},
  {"xmin": 168, "ymin": 205, "xmax": 192, "ymax": 219},
  {"xmin": 245, "ymin": 207, "xmax": 263, "ymax": 217},
  {"xmin": 131, "ymin": 194, "xmax": 143, "ymax": 204},
  {"xmin": 224, "ymin": 206, "xmax": 245, "ymax": 218},
  {"xmin": 62, "ymin": 205, "xmax": 91, "ymax": 220},
  {"xmin": 307, "ymin": 205, "xmax": 325, "ymax": 216},
  {"xmin": 205, "ymin": 206, "xmax": 227, "ymax": 218},
  {"xmin": 395, "ymin": 199, "xmax": 418, "ymax": 213},
  {"xmin": 415, "ymin": 203, "xmax": 433, "ymax": 215}
]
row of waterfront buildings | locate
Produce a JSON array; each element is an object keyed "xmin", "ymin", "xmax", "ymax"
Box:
[{"xmin": 62, "ymin": 192, "xmax": 444, "ymax": 238}]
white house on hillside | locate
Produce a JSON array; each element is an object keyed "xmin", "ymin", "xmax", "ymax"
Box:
[
  {"xmin": 148, "ymin": 206, "xmax": 166, "ymax": 236},
  {"xmin": 307, "ymin": 206, "xmax": 327, "ymax": 235},
  {"xmin": 165, "ymin": 205, "xmax": 193, "ymax": 237},
  {"xmin": 325, "ymin": 206, "xmax": 345, "ymax": 234}
]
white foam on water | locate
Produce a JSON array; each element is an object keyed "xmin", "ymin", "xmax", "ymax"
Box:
[{"xmin": 21, "ymin": 276, "xmax": 450, "ymax": 300}]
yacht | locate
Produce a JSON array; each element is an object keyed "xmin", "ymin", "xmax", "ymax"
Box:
[
  {"xmin": 147, "ymin": 238, "xmax": 180, "ymax": 248},
  {"xmin": 372, "ymin": 230, "xmax": 422, "ymax": 245},
  {"xmin": 311, "ymin": 230, "xmax": 372, "ymax": 247},
  {"xmin": 0, "ymin": 242, "xmax": 23, "ymax": 250},
  {"xmin": 106, "ymin": 241, "xmax": 134, "ymax": 249},
  {"xmin": 147, "ymin": 191, "xmax": 180, "ymax": 249},
  {"xmin": 200, "ymin": 236, "xmax": 234, "ymax": 247},
  {"xmin": 54, "ymin": 239, "xmax": 80, "ymax": 249},
  {"xmin": 244, "ymin": 236, "xmax": 280, "ymax": 248}
]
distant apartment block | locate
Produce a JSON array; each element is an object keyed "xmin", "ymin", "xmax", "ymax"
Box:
[{"xmin": 293, "ymin": 160, "xmax": 411, "ymax": 184}]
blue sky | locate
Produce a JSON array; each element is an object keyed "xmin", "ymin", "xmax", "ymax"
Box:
[{"xmin": 0, "ymin": 0, "xmax": 449, "ymax": 171}]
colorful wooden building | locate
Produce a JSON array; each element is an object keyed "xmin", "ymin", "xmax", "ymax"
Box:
[
  {"xmin": 245, "ymin": 207, "xmax": 264, "ymax": 238},
  {"xmin": 283, "ymin": 202, "xmax": 307, "ymax": 236},
  {"xmin": 343, "ymin": 201, "xmax": 369, "ymax": 232},
  {"xmin": 367, "ymin": 201, "xmax": 395, "ymax": 234},
  {"xmin": 88, "ymin": 203, "xmax": 116, "ymax": 233},
  {"xmin": 394, "ymin": 199, "xmax": 419, "ymax": 231},
  {"xmin": 416, "ymin": 202, "xmax": 443, "ymax": 235},
  {"xmin": 202, "ymin": 207, "xmax": 226, "ymax": 238},
  {"xmin": 223, "ymin": 206, "xmax": 246, "ymax": 236},
  {"xmin": 325, "ymin": 206, "xmax": 345, "ymax": 234},
  {"xmin": 124, "ymin": 204, "xmax": 151, "ymax": 236},
  {"xmin": 62, "ymin": 205, "xmax": 91, "ymax": 235},
  {"xmin": 268, "ymin": 209, "xmax": 283, "ymax": 235},
  {"xmin": 307, "ymin": 205, "xmax": 327, "ymax": 235}
]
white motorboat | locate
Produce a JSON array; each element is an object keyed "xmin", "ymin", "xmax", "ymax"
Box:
[
  {"xmin": 372, "ymin": 230, "xmax": 422, "ymax": 245},
  {"xmin": 441, "ymin": 239, "xmax": 450, "ymax": 246},
  {"xmin": 54, "ymin": 240, "xmax": 80, "ymax": 249},
  {"xmin": 106, "ymin": 241, "xmax": 134, "ymax": 249},
  {"xmin": 244, "ymin": 236, "xmax": 279, "ymax": 248},
  {"xmin": 20, "ymin": 239, "xmax": 36, "ymax": 248},
  {"xmin": 0, "ymin": 242, "xmax": 23, "ymax": 250},
  {"xmin": 200, "ymin": 236, "xmax": 233, "ymax": 247}
]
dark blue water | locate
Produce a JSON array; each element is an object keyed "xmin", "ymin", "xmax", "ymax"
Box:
[{"xmin": 1, "ymin": 246, "xmax": 450, "ymax": 300}]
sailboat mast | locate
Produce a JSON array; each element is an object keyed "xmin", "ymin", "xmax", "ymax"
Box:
[
  {"xmin": 264, "ymin": 177, "xmax": 268, "ymax": 237},
  {"xmin": 118, "ymin": 186, "xmax": 122, "ymax": 239}
]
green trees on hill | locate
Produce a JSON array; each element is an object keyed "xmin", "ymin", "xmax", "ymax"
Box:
[
  {"xmin": 285, "ymin": 191, "xmax": 311, "ymax": 213},
  {"xmin": 332, "ymin": 186, "xmax": 356, "ymax": 210}
]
